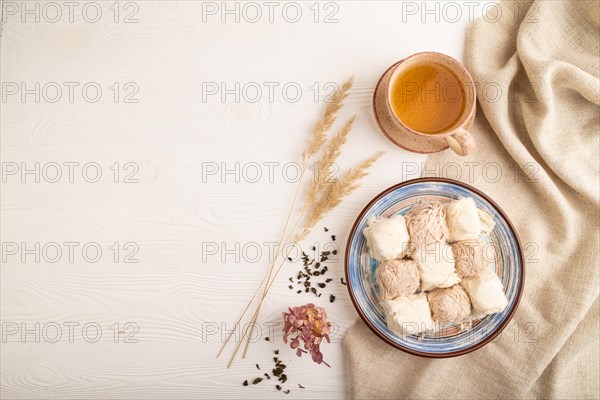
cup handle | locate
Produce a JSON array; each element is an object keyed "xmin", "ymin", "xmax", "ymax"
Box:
[{"xmin": 444, "ymin": 129, "xmax": 476, "ymax": 156}]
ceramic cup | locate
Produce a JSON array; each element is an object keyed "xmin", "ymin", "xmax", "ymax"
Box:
[{"xmin": 385, "ymin": 52, "xmax": 477, "ymax": 156}]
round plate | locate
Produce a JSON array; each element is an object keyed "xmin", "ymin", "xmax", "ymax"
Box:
[
  {"xmin": 345, "ymin": 178, "xmax": 524, "ymax": 358},
  {"xmin": 372, "ymin": 61, "xmax": 475, "ymax": 154}
]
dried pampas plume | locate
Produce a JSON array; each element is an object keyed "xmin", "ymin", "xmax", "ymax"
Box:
[
  {"xmin": 304, "ymin": 116, "xmax": 356, "ymax": 208},
  {"xmin": 221, "ymin": 76, "xmax": 383, "ymax": 367},
  {"xmin": 302, "ymin": 76, "xmax": 354, "ymax": 164},
  {"xmin": 300, "ymin": 151, "xmax": 384, "ymax": 239}
]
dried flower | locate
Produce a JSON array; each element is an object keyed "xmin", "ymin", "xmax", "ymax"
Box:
[{"xmin": 282, "ymin": 304, "xmax": 331, "ymax": 366}]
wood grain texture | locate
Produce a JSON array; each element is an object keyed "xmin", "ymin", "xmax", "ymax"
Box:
[{"xmin": 1, "ymin": 1, "xmax": 471, "ymax": 398}]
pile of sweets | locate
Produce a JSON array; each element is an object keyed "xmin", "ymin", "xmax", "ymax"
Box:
[{"xmin": 363, "ymin": 198, "xmax": 508, "ymax": 335}]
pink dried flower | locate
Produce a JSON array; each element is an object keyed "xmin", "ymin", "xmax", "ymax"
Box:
[{"xmin": 282, "ymin": 303, "xmax": 331, "ymax": 367}]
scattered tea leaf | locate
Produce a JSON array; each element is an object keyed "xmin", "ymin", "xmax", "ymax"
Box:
[
  {"xmin": 287, "ymin": 235, "xmax": 338, "ymax": 298},
  {"xmin": 243, "ymin": 380, "xmax": 248, "ymax": 386},
  {"xmin": 252, "ymin": 377, "xmax": 263, "ymax": 385}
]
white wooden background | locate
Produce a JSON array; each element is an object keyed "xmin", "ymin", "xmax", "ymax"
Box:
[{"xmin": 1, "ymin": 1, "xmax": 474, "ymax": 398}]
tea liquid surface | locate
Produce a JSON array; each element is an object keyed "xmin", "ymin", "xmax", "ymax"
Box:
[{"xmin": 391, "ymin": 63, "xmax": 465, "ymax": 134}]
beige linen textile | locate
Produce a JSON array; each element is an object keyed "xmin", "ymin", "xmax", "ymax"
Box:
[{"xmin": 344, "ymin": 1, "xmax": 600, "ymax": 398}]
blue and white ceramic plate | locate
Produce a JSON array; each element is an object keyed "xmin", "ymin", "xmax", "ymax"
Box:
[{"xmin": 345, "ymin": 178, "xmax": 524, "ymax": 358}]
